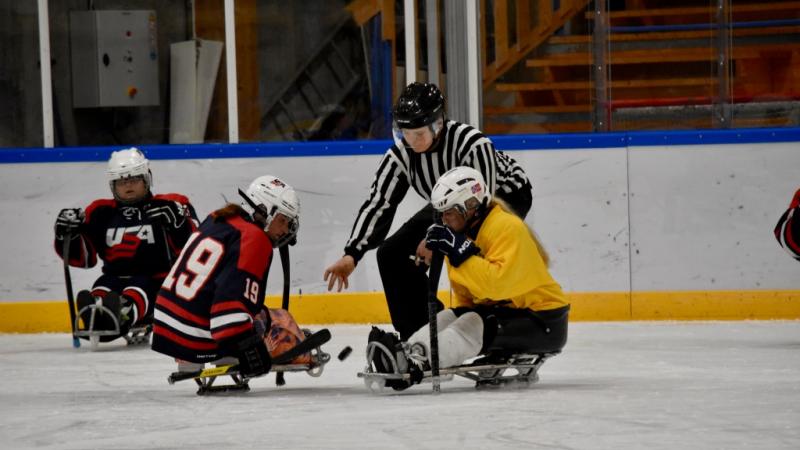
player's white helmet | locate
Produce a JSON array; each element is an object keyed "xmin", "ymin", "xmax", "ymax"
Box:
[
  {"xmin": 239, "ymin": 175, "xmax": 300, "ymax": 248},
  {"xmin": 107, "ymin": 147, "xmax": 152, "ymax": 199},
  {"xmin": 430, "ymin": 166, "xmax": 491, "ymax": 215}
]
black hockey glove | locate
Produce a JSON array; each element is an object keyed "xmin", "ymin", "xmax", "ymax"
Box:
[
  {"xmin": 236, "ymin": 334, "xmax": 272, "ymax": 378},
  {"xmin": 144, "ymin": 201, "xmax": 188, "ymax": 229},
  {"xmin": 55, "ymin": 208, "xmax": 84, "ymax": 240},
  {"xmin": 425, "ymin": 224, "xmax": 480, "ymax": 267}
]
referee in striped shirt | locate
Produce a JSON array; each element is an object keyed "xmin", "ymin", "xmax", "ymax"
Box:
[{"xmin": 324, "ymin": 82, "xmax": 533, "ymax": 339}]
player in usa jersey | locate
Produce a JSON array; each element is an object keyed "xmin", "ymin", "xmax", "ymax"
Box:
[
  {"xmin": 151, "ymin": 175, "xmax": 300, "ymax": 379},
  {"xmin": 54, "ymin": 148, "xmax": 198, "ymax": 344}
]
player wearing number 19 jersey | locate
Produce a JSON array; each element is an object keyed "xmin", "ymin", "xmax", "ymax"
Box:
[{"xmin": 152, "ymin": 176, "xmax": 300, "ymax": 371}]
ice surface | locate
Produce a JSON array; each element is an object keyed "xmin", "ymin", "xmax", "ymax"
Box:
[{"xmin": 1, "ymin": 321, "xmax": 799, "ymax": 449}]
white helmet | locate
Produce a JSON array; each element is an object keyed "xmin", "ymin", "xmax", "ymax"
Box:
[
  {"xmin": 239, "ymin": 175, "xmax": 300, "ymax": 248},
  {"xmin": 107, "ymin": 147, "xmax": 152, "ymax": 199},
  {"xmin": 430, "ymin": 166, "xmax": 491, "ymax": 215}
]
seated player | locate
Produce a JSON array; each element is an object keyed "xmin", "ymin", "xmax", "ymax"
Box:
[
  {"xmin": 54, "ymin": 148, "xmax": 197, "ymax": 342},
  {"xmin": 151, "ymin": 175, "xmax": 303, "ymax": 378},
  {"xmin": 368, "ymin": 167, "xmax": 570, "ymax": 390},
  {"xmin": 774, "ymin": 187, "xmax": 800, "ymax": 261}
]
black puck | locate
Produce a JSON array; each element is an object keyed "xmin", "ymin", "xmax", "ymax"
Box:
[{"xmin": 337, "ymin": 345, "xmax": 353, "ymax": 361}]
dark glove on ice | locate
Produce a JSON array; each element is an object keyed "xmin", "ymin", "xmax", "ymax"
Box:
[{"xmin": 236, "ymin": 334, "xmax": 272, "ymax": 378}]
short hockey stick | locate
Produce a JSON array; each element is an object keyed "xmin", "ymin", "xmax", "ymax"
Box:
[
  {"xmin": 275, "ymin": 245, "xmax": 291, "ymax": 386},
  {"xmin": 62, "ymin": 235, "xmax": 80, "ymax": 348},
  {"xmin": 168, "ymin": 328, "xmax": 331, "ymax": 384},
  {"xmin": 427, "ymin": 252, "xmax": 444, "ymax": 394}
]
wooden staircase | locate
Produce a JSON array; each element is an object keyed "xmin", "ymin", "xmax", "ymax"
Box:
[
  {"xmin": 484, "ymin": 0, "xmax": 800, "ymax": 133},
  {"xmin": 343, "ymin": 0, "xmax": 800, "ymax": 134},
  {"xmin": 482, "ymin": 0, "xmax": 594, "ymax": 87}
]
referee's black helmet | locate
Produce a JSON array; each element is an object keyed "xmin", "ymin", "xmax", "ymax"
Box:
[{"xmin": 393, "ymin": 82, "xmax": 445, "ymax": 129}]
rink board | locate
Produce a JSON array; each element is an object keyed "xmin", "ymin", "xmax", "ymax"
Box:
[
  {"xmin": 1, "ymin": 129, "xmax": 799, "ymax": 331},
  {"xmin": 2, "ymin": 289, "xmax": 799, "ymax": 333}
]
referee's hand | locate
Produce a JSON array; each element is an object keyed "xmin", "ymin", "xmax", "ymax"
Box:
[
  {"xmin": 414, "ymin": 238, "xmax": 432, "ymax": 267},
  {"xmin": 324, "ymin": 255, "xmax": 355, "ymax": 292}
]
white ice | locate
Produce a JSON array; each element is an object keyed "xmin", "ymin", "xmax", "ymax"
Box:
[{"xmin": 1, "ymin": 322, "xmax": 799, "ymax": 450}]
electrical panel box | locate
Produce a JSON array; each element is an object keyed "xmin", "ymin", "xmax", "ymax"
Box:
[{"xmin": 70, "ymin": 10, "xmax": 160, "ymax": 108}]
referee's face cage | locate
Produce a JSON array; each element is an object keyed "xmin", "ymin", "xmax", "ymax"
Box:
[
  {"xmin": 391, "ymin": 82, "xmax": 445, "ymax": 148},
  {"xmin": 430, "ymin": 166, "xmax": 491, "ymax": 221},
  {"xmin": 239, "ymin": 175, "xmax": 300, "ymax": 248}
]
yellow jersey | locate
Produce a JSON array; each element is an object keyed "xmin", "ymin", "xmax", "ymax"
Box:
[{"xmin": 446, "ymin": 205, "xmax": 568, "ymax": 312}]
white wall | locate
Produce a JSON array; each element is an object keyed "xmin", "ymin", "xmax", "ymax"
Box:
[
  {"xmin": 628, "ymin": 143, "xmax": 799, "ymax": 290},
  {"xmin": 0, "ymin": 141, "xmax": 797, "ymax": 303}
]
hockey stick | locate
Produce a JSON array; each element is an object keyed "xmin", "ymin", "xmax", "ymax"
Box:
[
  {"xmin": 160, "ymin": 225, "xmax": 175, "ymax": 266},
  {"xmin": 168, "ymin": 328, "xmax": 331, "ymax": 384},
  {"xmin": 427, "ymin": 252, "xmax": 444, "ymax": 394},
  {"xmin": 275, "ymin": 245, "xmax": 291, "ymax": 386},
  {"xmin": 62, "ymin": 235, "xmax": 80, "ymax": 348}
]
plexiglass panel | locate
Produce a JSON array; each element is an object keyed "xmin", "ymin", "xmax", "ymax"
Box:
[
  {"xmin": 481, "ymin": 0, "xmax": 596, "ymax": 134},
  {"xmin": 255, "ymin": 0, "xmax": 378, "ymax": 142},
  {"xmin": 3, "ymin": 0, "xmax": 799, "ymax": 148},
  {"xmin": 727, "ymin": 0, "xmax": 800, "ymax": 128},
  {"xmin": 0, "ymin": 1, "xmax": 43, "ymax": 147},
  {"xmin": 479, "ymin": 0, "xmax": 800, "ymax": 133},
  {"xmin": 45, "ymin": 0, "xmax": 224, "ymax": 146}
]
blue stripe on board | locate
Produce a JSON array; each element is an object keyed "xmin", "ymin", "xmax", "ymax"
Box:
[
  {"xmin": 2, "ymin": 127, "xmax": 799, "ymax": 163},
  {"xmin": 0, "ymin": 140, "xmax": 390, "ymax": 163},
  {"xmin": 624, "ymin": 128, "xmax": 800, "ymax": 146}
]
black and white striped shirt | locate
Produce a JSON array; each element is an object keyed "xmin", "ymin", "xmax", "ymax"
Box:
[{"xmin": 344, "ymin": 120, "xmax": 530, "ymax": 262}]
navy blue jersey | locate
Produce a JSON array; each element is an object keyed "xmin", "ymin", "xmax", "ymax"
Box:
[
  {"xmin": 54, "ymin": 193, "xmax": 198, "ymax": 278},
  {"xmin": 152, "ymin": 212, "xmax": 274, "ymax": 363}
]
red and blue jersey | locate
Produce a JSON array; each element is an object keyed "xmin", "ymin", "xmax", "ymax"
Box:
[
  {"xmin": 54, "ymin": 193, "xmax": 198, "ymax": 279},
  {"xmin": 775, "ymin": 188, "xmax": 800, "ymax": 262},
  {"xmin": 152, "ymin": 211, "xmax": 274, "ymax": 362}
]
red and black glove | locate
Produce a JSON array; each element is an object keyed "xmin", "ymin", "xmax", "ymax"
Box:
[
  {"xmin": 144, "ymin": 201, "xmax": 188, "ymax": 230},
  {"xmin": 55, "ymin": 208, "xmax": 84, "ymax": 240}
]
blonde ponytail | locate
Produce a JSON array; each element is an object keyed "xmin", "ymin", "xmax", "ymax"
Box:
[{"xmin": 489, "ymin": 199, "xmax": 550, "ymax": 266}]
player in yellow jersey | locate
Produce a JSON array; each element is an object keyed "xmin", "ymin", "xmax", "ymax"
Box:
[{"xmin": 367, "ymin": 166, "xmax": 569, "ymax": 390}]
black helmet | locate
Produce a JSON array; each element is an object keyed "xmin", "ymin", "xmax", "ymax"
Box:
[{"xmin": 393, "ymin": 82, "xmax": 445, "ymax": 129}]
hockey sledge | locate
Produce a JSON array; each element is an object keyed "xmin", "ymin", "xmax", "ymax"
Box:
[
  {"xmin": 74, "ymin": 291, "xmax": 152, "ymax": 350},
  {"xmin": 167, "ymin": 328, "xmax": 331, "ymax": 395},
  {"xmin": 358, "ymin": 342, "xmax": 559, "ymax": 393}
]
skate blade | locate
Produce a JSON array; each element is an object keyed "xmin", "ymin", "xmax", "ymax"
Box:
[{"xmin": 358, "ymin": 352, "xmax": 557, "ymax": 391}]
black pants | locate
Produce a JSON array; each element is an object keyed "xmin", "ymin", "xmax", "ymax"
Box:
[
  {"xmin": 377, "ymin": 182, "xmax": 533, "ymax": 340},
  {"xmin": 453, "ymin": 305, "xmax": 569, "ymax": 354}
]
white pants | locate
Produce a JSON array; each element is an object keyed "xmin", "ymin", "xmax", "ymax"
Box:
[{"xmin": 407, "ymin": 310, "xmax": 484, "ymax": 368}]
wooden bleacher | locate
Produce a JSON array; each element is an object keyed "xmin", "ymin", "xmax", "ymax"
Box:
[
  {"xmin": 482, "ymin": 0, "xmax": 800, "ymax": 133},
  {"xmin": 343, "ymin": 0, "xmax": 800, "ymax": 134}
]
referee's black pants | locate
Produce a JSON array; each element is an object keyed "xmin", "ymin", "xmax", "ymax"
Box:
[{"xmin": 377, "ymin": 182, "xmax": 533, "ymax": 340}]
